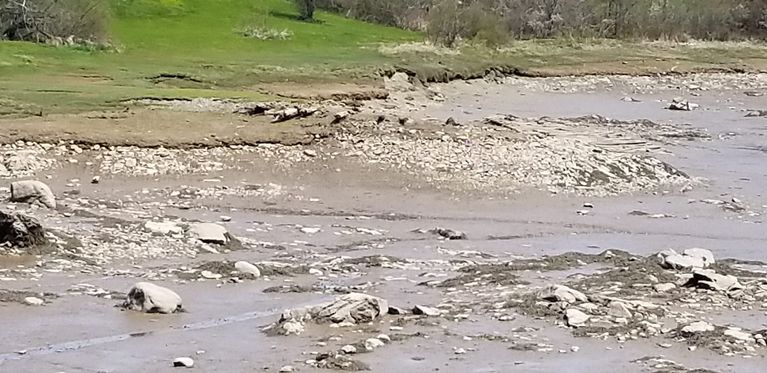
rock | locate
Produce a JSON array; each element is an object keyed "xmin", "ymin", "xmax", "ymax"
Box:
[
  {"xmin": 10, "ymin": 180, "xmax": 56, "ymax": 208},
  {"xmin": 686, "ymin": 269, "xmax": 742, "ymax": 292},
  {"xmin": 668, "ymin": 98, "xmax": 699, "ymax": 111},
  {"xmin": 91, "ymin": 176, "xmax": 100, "ymax": 184},
  {"xmin": 657, "ymin": 249, "xmax": 707, "ymax": 270},
  {"xmin": 304, "ymin": 149, "xmax": 318, "ymax": 157},
  {"xmin": 413, "ymin": 305, "xmax": 441, "ymax": 316},
  {"xmin": 429, "ymin": 227, "xmax": 467, "ymax": 240},
  {"xmin": 341, "ymin": 345, "xmax": 357, "ymax": 354},
  {"xmin": 454, "ymin": 348, "xmax": 467, "ymax": 355},
  {"xmin": 189, "ymin": 223, "xmax": 235, "ymax": 246},
  {"xmin": 607, "ymin": 301, "xmax": 633, "ymax": 318},
  {"xmin": 377, "ymin": 334, "xmax": 391, "ymax": 342},
  {"xmin": 724, "ymin": 328, "xmax": 754, "ymax": 342},
  {"xmin": 300, "ymin": 227, "xmax": 321, "ymax": 234},
  {"xmin": 173, "ymin": 357, "xmax": 194, "ymax": 368},
  {"xmin": 123, "ymin": 282, "xmax": 183, "ymax": 314},
  {"xmin": 332, "ymin": 111, "xmax": 350, "ymax": 124},
  {"xmin": 234, "ymin": 261, "xmax": 261, "ymax": 277},
  {"xmin": 387, "ymin": 306, "xmax": 406, "ymax": 315},
  {"xmin": 308, "ymin": 268, "xmax": 323, "ymax": 276},
  {"xmin": 23, "ymin": 297, "xmax": 44, "ymax": 306},
  {"xmin": 279, "ymin": 366, "xmax": 295, "ymax": 373},
  {"xmin": 539, "ymin": 284, "xmax": 588, "ymax": 304},
  {"xmin": 745, "ymin": 110, "xmax": 767, "ymax": 117},
  {"xmin": 365, "ymin": 338, "xmax": 385, "ymax": 351},
  {"xmin": 653, "ymin": 283, "xmax": 676, "ymax": 293},
  {"xmin": 200, "ymin": 270, "xmax": 222, "ymax": 280},
  {"xmin": 144, "ymin": 221, "xmax": 183, "ymax": 236},
  {"xmin": 445, "ymin": 117, "xmax": 459, "ymax": 126},
  {"xmin": 0, "ymin": 210, "xmax": 47, "ymax": 248},
  {"xmin": 681, "ymin": 321, "xmax": 715, "ymax": 334},
  {"xmin": 621, "ymin": 96, "xmax": 641, "ymax": 102},
  {"xmin": 565, "ymin": 309, "xmax": 590, "ymax": 327},
  {"xmin": 267, "ymin": 293, "xmax": 388, "ymax": 336},
  {"xmin": 312, "ymin": 293, "xmax": 388, "ymax": 324},
  {"xmin": 682, "ymin": 248, "xmax": 715, "ymax": 266}
]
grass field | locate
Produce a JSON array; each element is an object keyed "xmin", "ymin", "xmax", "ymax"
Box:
[{"xmin": 1, "ymin": 0, "xmax": 766, "ymax": 116}]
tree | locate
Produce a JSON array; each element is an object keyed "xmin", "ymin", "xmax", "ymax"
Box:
[{"xmin": 294, "ymin": 0, "xmax": 316, "ymax": 21}]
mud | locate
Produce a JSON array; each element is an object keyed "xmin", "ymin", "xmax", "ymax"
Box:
[{"xmin": 0, "ymin": 73, "xmax": 766, "ymax": 372}]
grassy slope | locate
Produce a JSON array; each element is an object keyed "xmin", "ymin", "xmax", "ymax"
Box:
[
  {"xmin": 1, "ymin": 0, "xmax": 766, "ymax": 116},
  {"xmin": 0, "ymin": 0, "xmax": 417, "ymax": 115}
]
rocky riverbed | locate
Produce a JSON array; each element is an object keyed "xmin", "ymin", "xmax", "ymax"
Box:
[{"xmin": 0, "ymin": 72, "xmax": 765, "ymax": 372}]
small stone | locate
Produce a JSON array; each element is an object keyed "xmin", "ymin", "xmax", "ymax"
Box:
[
  {"xmin": 300, "ymin": 227, "xmax": 321, "ymax": 234},
  {"xmin": 653, "ymin": 283, "xmax": 676, "ymax": 293},
  {"xmin": 570, "ymin": 346, "xmax": 580, "ymax": 352},
  {"xmin": 565, "ymin": 309, "xmax": 590, "ymax": 327},
  {"xmin": 10, "ymin": 180, "xmax": 56, "ymax": 209},
  {"xmin": 200, "ymin": 270, "xmax": 222, "ymax": 280},
  {"xmin": 172, "ymin": 357, "xmax": 194, "ymax": 368},
  {"xmin": 91, "ymin": 176, "xmax": 100, "ymax": 184},
  {"xmin": 365, "ymin": 338, "xmax": 385, "ymax": 351},
  {"xmin": 124, "ymin": 282, "xmax": 183, "ymax": 314},
  {"xmin": 23, "ymin": 297, "xmax": 44, "ymax": 306},
  {"xmin": 308, "ymin": 268, "xmax": 323, "ymax": 276},
  {"xmin": 683, "ymin": 248, "xmax": 715, "ymax": 266},
  {"xmin": 189, "ymin": 223, "xmax": 231, "ymax": 245},
  {"xmin": 279, "ymin": 366, "xmax": 294, "ymax": 372},
  {"xmin": 220, "ymin": 216, "xmax": 232, "ymax": 222},
  {"xmin": 607, "ymin": 301, "xmax": 633, "ymax": 319},
  {"xmin": 454, "ymin": 348, "xmax": 466, "ymax": 355},
  {"xmin": 341, "ymin": 345, "xmax": 357, "ymax": 354},
  {"xmin": 540, "ymin": 284, "xmax": 588, "ymax": 304},
  {"xmin": 681, "ymin": 321, "xmax": 715, "ymax": 334},
  {"xmin": 234, "ymin": 261, "xmax": 261, "ymax": 277},
  {"xmin": 304, "ymin": 149, "xmax": 318, "ymax": 157},
  {"xmin": 724, "ymin": 328, "xmax": 754, "ymax": 342},
  {"xmin": 413, "ymin": 305, "xmax": 441, "ymax": 316}
]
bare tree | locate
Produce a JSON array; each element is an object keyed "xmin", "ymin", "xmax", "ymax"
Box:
[{"xmin": 294, "ymin": 0, "xmax": 316, "ymax": 21}]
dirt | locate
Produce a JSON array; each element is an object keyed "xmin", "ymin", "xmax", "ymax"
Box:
[{"xmin": 0, "ymin": 109, "xmax": 326, "ymax": 147}]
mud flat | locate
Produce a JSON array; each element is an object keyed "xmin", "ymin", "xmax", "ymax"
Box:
[{"xmin": 0, "ymin": 73, "xmax": 765, "ymax": 372}]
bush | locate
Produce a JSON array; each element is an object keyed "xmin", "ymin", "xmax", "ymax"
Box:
[
  {"xmin": 322, "ymin": 0, "xmax": 767, "ymax": 47},
  {"xmin": 0, "ymin": 0, "xmax": 109, "ymax": 43}
]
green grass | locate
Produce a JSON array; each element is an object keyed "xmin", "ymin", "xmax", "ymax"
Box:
[
  {"xmin": 1, "ymin": 0, "xmax": 766, "ymax": 116},
  {"xmin": 0, "ymin": 0, "xmax": 418, "ymax": 114}
]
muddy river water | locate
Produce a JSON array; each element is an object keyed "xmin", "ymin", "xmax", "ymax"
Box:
[{"xmin": 0, "ymin": 75, "xmax": 766, "ymax": 372}]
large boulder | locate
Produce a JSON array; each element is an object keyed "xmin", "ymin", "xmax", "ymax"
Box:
[
  {"xmin": 123, "ymin": 282, "xmax": 183, "ymax": 314},
  {"xmin": 0, "ymin": 210, "xmax": 47, "ymax": 248},
  {"xmin": 10, "ymin": 180, "xmax": 56, "ymax": 209}
]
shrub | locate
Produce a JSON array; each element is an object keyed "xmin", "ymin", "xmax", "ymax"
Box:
[{"xmin": 0, "ymin": 0, "xmax": 109, "ymax": 43}]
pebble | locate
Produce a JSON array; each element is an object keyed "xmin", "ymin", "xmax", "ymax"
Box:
[
  {"xmin": 23, "ymin": 297, "xmax": 44, "ymax": 306},
  {"xmin": 279, "ymin": 366, "xmax": 294, "ymax": 372},
  {"xmin": 172, "ymin": 357, "xmax": 194, "ymax": 368}
]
